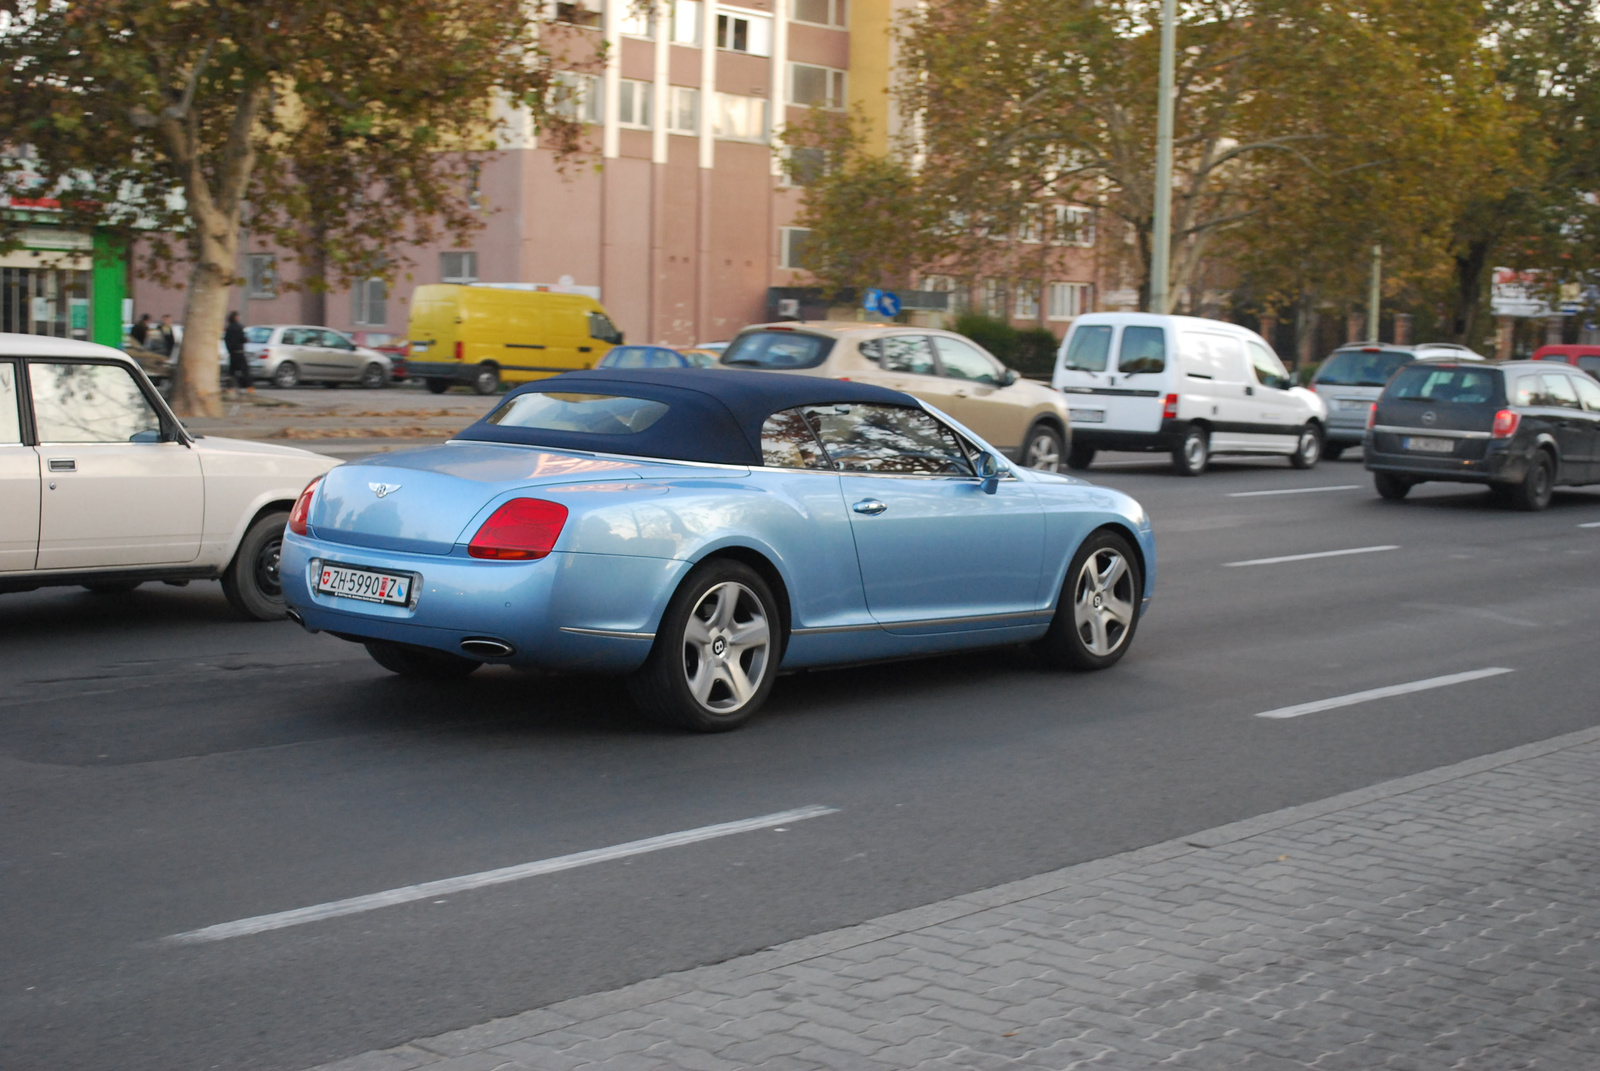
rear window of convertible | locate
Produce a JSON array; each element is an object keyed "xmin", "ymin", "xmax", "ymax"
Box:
[
  {"xmin": 720, "ymin": 331, "xmax": 834, "ymax": 370},
  {"xmin": 485, "ymin": 392, "xmax": 669, "ymax": 434}
]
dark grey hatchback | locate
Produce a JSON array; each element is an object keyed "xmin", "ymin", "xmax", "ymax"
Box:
[{"xmin": 1365, "ymin": 361, "xmax": 1600, "ymax": 510}]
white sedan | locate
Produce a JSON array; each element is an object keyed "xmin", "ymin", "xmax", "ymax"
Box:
[{"xmin": 0, "ymin": 335, "xmax": 337, "ymax": 619}]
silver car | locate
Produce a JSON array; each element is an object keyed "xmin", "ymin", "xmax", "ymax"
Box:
[
  {"xmin": 1309, "ymin": 343, "xmax": 1484, "ymax": 459},
  {"xmin": 243, "ymin": 325, "xmax": 393, "ymax": 389}
]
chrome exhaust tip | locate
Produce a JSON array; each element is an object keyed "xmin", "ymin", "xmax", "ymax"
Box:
[{"xmin": 460, "ymin": 637, "xmax": 514, "ymax": 658}]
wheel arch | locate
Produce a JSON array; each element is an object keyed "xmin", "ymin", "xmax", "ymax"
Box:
[
  {"xmin": 1093, "ymin": 521, "xmax": 1148, "ymax": 598},
  {"xmin": 223, "ymin": 497, "xmax": 297, "ymax": 569},
  {"xmin": 687, "ymin": 544, "xmax": 793, "ymax": 658}
]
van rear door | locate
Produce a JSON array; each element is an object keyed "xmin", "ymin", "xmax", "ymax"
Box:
[
  {"xmin": 1105, "ymin": 324, "xmax": 1167, "ymax": 433},
  {"xmin": 1054, "ymin": 323, "xmax": 1115, "ymax": 427}
]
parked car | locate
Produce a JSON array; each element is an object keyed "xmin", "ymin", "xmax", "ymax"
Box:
[
  {"xmin": 1310, "ymin": 343, "xmax": 1486, "ymax": 459},
  {"xmin": 0, "ymin": 335, "xmax": 336, "ymax": 617},
  {"xmin": 597, "ymin": 345, "xmax": 710, "ymax": 369},
  {"xmin": 1053, "ymin": 312, "xmax": 1327, "ymax": 475},
  {"xmin": 1364, "ymin": 360, "xmax": 1600, "ymax": 509},
  {"xmin": 121, "ymin": 322, "xmax": 229, "ymax": 393},
  {"xmin": 350, "ymin": 331, "xmax": 410, "ymax": 382},
  {"xmin": 1530, "ymin": 344, "xmax": 1600, "ymax": 379},
  {"xmin": 280, "ymin": 369, "xmax": 1155, "ymax": 731},
  {"xmin": 406, "ymin": 284, "xmax": 623, "ymax": 395},
  {"xmin": 694, "ymin": 341, "xmax": 731, "ymax": 355},
  {"xmin": 243, "ymin": 325, "xmax": 393, "ymax": 389},
  {"xmin": 716, "ymin": 322, "xmax": 1073, "ymax": 471}
]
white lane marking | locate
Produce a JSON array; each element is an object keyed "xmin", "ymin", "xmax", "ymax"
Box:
[
  {"xmin": 168, "ymin": 805, "xmax": 839, "ymax": 944},
  {"xmin": 1579, "ymin": 522, "xmax": 1600, "ymax": 528},
  {"xmin": 1255, "ymin": 667, "xmax": 1514, "ymax": 720},
  {"xmin": 1227, "ymin": 485, "xmax": 1360, "ymax": 498},
  {"xmin": 1223, "ymin": 545, "xmax": 1399, "ymax": 567}
]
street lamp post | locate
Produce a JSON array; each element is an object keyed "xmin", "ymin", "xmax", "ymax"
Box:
[
  {"xmin": 1149, "ymin": 0, "xmax": 1177, "ymax": 314},
  {"xmin": 1368, "ymin": 244, "xmax": 1382, "ymax": 342}
]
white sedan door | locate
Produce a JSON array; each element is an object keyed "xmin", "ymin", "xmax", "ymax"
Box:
[
  {"xmin": 0, "ymin": 361, "xmax": 40, "ymax": 571},
  {"xmin": 29, "ymin": 360, "xmax": 204, "ymax": 569}
]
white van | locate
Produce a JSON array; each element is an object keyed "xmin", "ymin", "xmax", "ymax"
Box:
[{"xmin": 1052, "ymin": 312, "xmax": 1328, "ymax": 475}]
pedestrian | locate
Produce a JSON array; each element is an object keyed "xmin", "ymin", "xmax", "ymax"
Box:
[
  {"xmin": 153, "ymin": 314, "xmax": 176, "ymax": 357},
  {"xmin": 130, "ymin": 313, "xmax": 151, "ymax": 347},
  {"xmin": 224, "ymin": 311, "xmax": 253, "ymax": 395}
]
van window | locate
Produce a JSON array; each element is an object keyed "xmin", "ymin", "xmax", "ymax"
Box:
[
  {"xmin": 587, "ymin": 312, "xmax": 622, "ymax": 344},
  {"xmin": 486, "ymin": 391, "xmax": 669, "ymax": 434},
  {"xmin": 1389, "ymin": 367, "xmax": 1500, "ymax": 405},
  {"xmin": 1061, "ymin": 325, "xmax": 1111, "ymax": 372},
  {"xmin": 1580, "ymin": 356, "xmax": 1600, "ymax": 378},
  {"xmin": 1247, "ymin": 341, "xmax": 1292, "ymax": 390},
  {"xmin": 1117, "ymin": 326, "xmax": 1165, "ymax": 375},
  {"xmin": 721, "ymin": 330, "xmax": 833, "ymax": 369}
]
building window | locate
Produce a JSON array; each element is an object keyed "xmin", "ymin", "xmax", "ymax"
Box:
[
  {"xmin": 714, "ymin": 93, "xmax": 769, "ymax": 142},
  {"xmin": 552, "ymin": 72, "xmax": 602, "ymax": 124},
  {"xmin": 792, "ymin": 0, "xmax": 846, "ymax": 28},
  {"xmin": 619, "ymin": 0, "xmax": 655, "ymax": 37},
  {"xmin": 555, "ymin": 0, "xmax": 601, "ymax": 28},
  {"xmin": 716, "ymin": 8, "xmax": 772, "ymax": 55},
  {"xmin": 668, "ymin": 86, "xmax": 701, "ymax": 134},
  {"xmin": 1017, "ymin": 205, "xmax": 1044, "ymax": 244},
  {"xmin": 245, "ymin": 253, "xmax": 276, "ymax": 300},
  {"xmin": 784, "ymin": 146, "xmax": 827, "ymax": 186},
  {"xmin": 672, "ymin": 0, "xmax": 701, "ymax": 44},
  {"xmin": 617, "ymin": 79, "xmax": 654, "ymax": 128},
  {"xmin": 1048, "ymin": 281, "xmax": 1092, "ymax": 320},
  {"xmin": 789, "ymin": 63, "xmax": 846, "ymax": 110},
  {"xmin": 352, "ymin": 278, "xmax": 387, "ymax": 326},
  {"xmin": 780, "ymin": 227, "xmax": 812, "ymax": 270},
  {"xmin": 440, "ymin": 251, "xmax": 478, "ymax": 284},
  {"xmin": 1014, "ymin": 285, "xmax": 1041, "ymax": 320},
  {"xmin": 1052, "ymin": 205, "xmax": 1096, "ymax": 247},
  {"xmin": 921, "ymin": 274, "xmax": 968, "ymax": 315},
  {"xmin": 981, "ymin": 278, "xmax": 1007, "ymax": 319}
]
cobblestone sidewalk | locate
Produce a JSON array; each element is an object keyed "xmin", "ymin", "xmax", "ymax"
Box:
[{"xmin": 309, "ymin": 727, "xmax": 1600, "ymax": 1071}]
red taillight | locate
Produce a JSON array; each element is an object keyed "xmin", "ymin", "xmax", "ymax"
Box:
[
  {"xmin": 468, "ymin": 498, "xmax": 568, "ymax": 560},
  {"xmin": 1162, "ymin": 393, "xmax": 1178, "ymax": 420},
  {"xmin": 288, "ymin": 476, "xmax": 322, "ymax": 536},
  {"xmin": 454, "ymin": 340, "xmax": 464, "ymax": 361},
  {"xmin": 1492, "ymin": 409, "xmax": 1521, "ymax": 438},
  {"xmin": 1367, "ymin": 403, "xmax": 1377, "ymax": 430}
]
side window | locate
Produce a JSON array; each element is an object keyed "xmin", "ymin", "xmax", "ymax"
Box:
[
  {"xmin": 588, "ymin": 311, "xmax": 622, "ymax": 344},
  {"xmin": 282, "ymin": 328, "xmax": 310, "ymax": 346},
  {"xmin": 321, "ymin": 330, "xmax": 355, "ymax": 350},
  {"xmin": 1118, "ymin": 326, "xmax": 1166, "ymax": 375},
  {"xmin": 1577, "ymin": 355, "xmax": 1600, "ymax": 378},
  {"xmin": 800, "ymin": 402, "xmax": 972, "ymax": 476},
  {"xmin": 0, "ymin": 363, "xmax": 21, "ymax": 444},
  {"xmin": 1512, "ymin": 376, "xmax": 1541, "ymax": 407},
  {"xmin": 1543, "ymin": 374, "xmax": 1581, "ymax": 410},
  {"xmin": 1247, "ymin": 341, "xmax": 1291, "ymax": 390},
  {"xmin": 933, "ymin": 336, "xmax": 1001, "ymax": 384},
  {"xmin": 30, "ymin": 362, "xmax": 163, "ymax": 443},
  {"xmin": 877, "ymin": 335, "xmax": 937, "ymax": 375},
  {"xmin": 1060, "ymin": 324, "xmax": 1111, "ymax": 372},
  {"xmin": 1572, "ymin": 374, "xmax": 1600, "ymax": 412},
  {"xmin": 759, "ymin": 408, "xmax": 830, "ymax": 469}
]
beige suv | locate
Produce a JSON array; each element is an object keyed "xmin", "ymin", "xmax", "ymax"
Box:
[{"xmin": 720, "ymin": 322, "xmax": 1073, "ymax": 470}]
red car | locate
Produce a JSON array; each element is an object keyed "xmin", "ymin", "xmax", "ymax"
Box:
[
  {"xmin": 1530, "ymin": 344, "xmax": 1600, "ymax": 379},
  {"xmin": 350, "ymin": 331, "xmax": 410, "ymax": 381}
]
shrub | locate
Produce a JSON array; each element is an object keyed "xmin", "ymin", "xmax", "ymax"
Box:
[
  {"xmin": 955, "ymin": 313, "xmax": 1018, "ymax": 365},
  {"xmin": 1012, "ymin": 328, "xmax": 1060, "ymax": 375}
]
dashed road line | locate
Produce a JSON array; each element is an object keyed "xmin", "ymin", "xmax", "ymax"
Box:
[
  {"xmin": 1223, "ymin": 544, "xmax": 1399, "ymax": 567},
  {"xmin": 1227, "ymin": 485, "xmax": 1360, "ymax": 498},
  {"xmin": 1254, "ymin": 667, "xmax": 1514, "ymax": 720},
  {"xmin": 167, "ymin": 804, "xmax": 839, "ymax": 944}
]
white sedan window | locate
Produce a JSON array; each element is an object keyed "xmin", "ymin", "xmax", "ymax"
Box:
[
  {"xmin": 29, "ymin": 362, "xmax": 163, "ymax": 443},
  {"xmin": 0, "ymin": 364, "xmax": 20, "ymax": 443}
]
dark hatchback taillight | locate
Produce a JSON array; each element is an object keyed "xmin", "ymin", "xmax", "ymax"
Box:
[
  {"xmin": 288, "ymin": 476, "xmax": 322, "ymax": 536},
  {"xmin": 468, "ymin": 498, "xmax": 568, "ymax": 560},
  {"xmin": 1492, "ymin": 409, "xmax": 1521, "ymax": 438}
]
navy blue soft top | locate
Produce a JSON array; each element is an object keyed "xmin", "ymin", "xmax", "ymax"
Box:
[{"xmin": 454, "ymin": 368, "xmax": 919, "ymax": 465}]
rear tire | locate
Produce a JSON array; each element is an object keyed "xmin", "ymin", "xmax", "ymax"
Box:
[
  {"xmin": 1374, "ymin": 472, "xmax": 1412, "ymax": 500},
  {"xmin": 359, "ymin": 362, "xmax": 386, "ymax": 389},
  {"xmin": 272, "ymin": 361, "xmax": 300, "ymax": 389},
  {"xmin": 365, "ymin": 640, "xmax": 481, "ymax": 678},
  {"xmin": 1021, "ymin": 424, "xmax": 1064, "ymax": 472},
  {"xmin": 1172, "ymin": 425, "xmax": 1209, "ymax": 476},
  {"xmin": 1066, "ymin": 442, "xmax": 1096, "ymax": 471},
  {"xmin": 1033, "ymin": 529, "xmax": 1142, "ymax": 671},
  {"xmin": 627, "ymin": 559, "xmax": 779, "ymax": 732},
  {"xmin": 471, "ymin": 364, "xmax": 500, "ymax": 396},
  {"xmin": 221, "ymin": 510, "xmax": 290, "ymax": 620},
  {"xmin": 1510, "ymin": 452, "xmax": 1554, "ymax": 511},
  {"xmin": 1289, "ymin": 423, "xmax": 1323, "ymax": 469},
  {"xmin": 425, "ymin": 378, "xmax": 451, "ymax": 395}
]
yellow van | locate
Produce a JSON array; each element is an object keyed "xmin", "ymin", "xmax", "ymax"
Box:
[{"xmin": 405, "ymin": 284, "xmax": 624, "ymax": 394}]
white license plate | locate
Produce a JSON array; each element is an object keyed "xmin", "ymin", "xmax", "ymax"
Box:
[
  {"xmin": 410, "ymin": 342, "xmax": 429, "ymax": 353},
  {"xmin": 1403, "ymin": 436, "xmax": 1455, "ymax": 454},
  {"xmin": 1339, "ymin": 398, "xmax": 1371, "ymax": 410},
  {"xmin": 316, "ymin": 564, "xmax": 413, "ymax": 605},
  {"xmin": 1070, "ymin": 408, "xmax": 1106, "ymax": 423}
]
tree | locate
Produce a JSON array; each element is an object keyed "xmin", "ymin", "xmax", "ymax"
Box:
[{"xmin": 0, "ymin": 0, "xmax": 585, "ymax": 416}]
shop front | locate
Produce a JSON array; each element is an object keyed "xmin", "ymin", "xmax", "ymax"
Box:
[{"xmin": 1, "ymin": 219, "xmax": 127, "ymax": 349}]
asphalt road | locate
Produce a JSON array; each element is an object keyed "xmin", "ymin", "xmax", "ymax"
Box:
[{"xmin": 3, "ymin": 452, "xmax": 1599, "ymax": 1071}]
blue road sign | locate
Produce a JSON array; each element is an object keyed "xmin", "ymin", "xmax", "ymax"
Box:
[
  {"xmin": 862, "ymin": 288, "xmax": 883, "ymax": 313},
  {"xmin": 876, "ymin": 291, "xmax": 902, "ymax": 317}
]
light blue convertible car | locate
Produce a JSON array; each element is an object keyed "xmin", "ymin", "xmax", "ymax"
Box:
[{"xmin": 281, "ymin": 369, "xmax": 1155, "ymax": 731}]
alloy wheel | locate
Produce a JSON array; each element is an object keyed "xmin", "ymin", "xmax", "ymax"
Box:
[
  {"xmin": 681, "ymin": 581, "xmax": 770, "ymax": 712},
  {"xmin": 1073, "ymin": 548, "xmax": 1135, "ymax": 657},
  {"xmin": 1025, "ymin": 431, "xmax": 1062, "ymax": 472}
]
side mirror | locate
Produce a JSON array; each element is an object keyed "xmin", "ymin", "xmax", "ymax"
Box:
[
  {"xmin": 975, "ymin": 452, "xmax": 1001, "ymax": 495},
  {"xmin": 1000, "ymin": 368, "xmax": 1018, "ymax": 387}
]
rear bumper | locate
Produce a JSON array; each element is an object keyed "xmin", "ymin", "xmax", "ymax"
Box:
[
  {"xmin": 1364, "ymin": 443, "xmax": 1526, "ymax": 484},
  {"xmin": 405, "ymin": 360, "xmax": 469, "ymax": 382},
  {"xmin": 280, "ymin": 532, "xmax": 684, "ymax": 672}
]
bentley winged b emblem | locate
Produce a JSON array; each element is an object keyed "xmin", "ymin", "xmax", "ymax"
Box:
[{"xmin": 369, "ymin": 482, "xmax": 402, "ymax": 499}]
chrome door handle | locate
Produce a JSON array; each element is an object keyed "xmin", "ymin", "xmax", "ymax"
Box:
[
  {"xmin": 48, "ymin": 458, "xmax": 76, "ymax": 472},
  {"xmin": 851, "ymin": 499, "xmax": 887, "ymax": 515}
]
